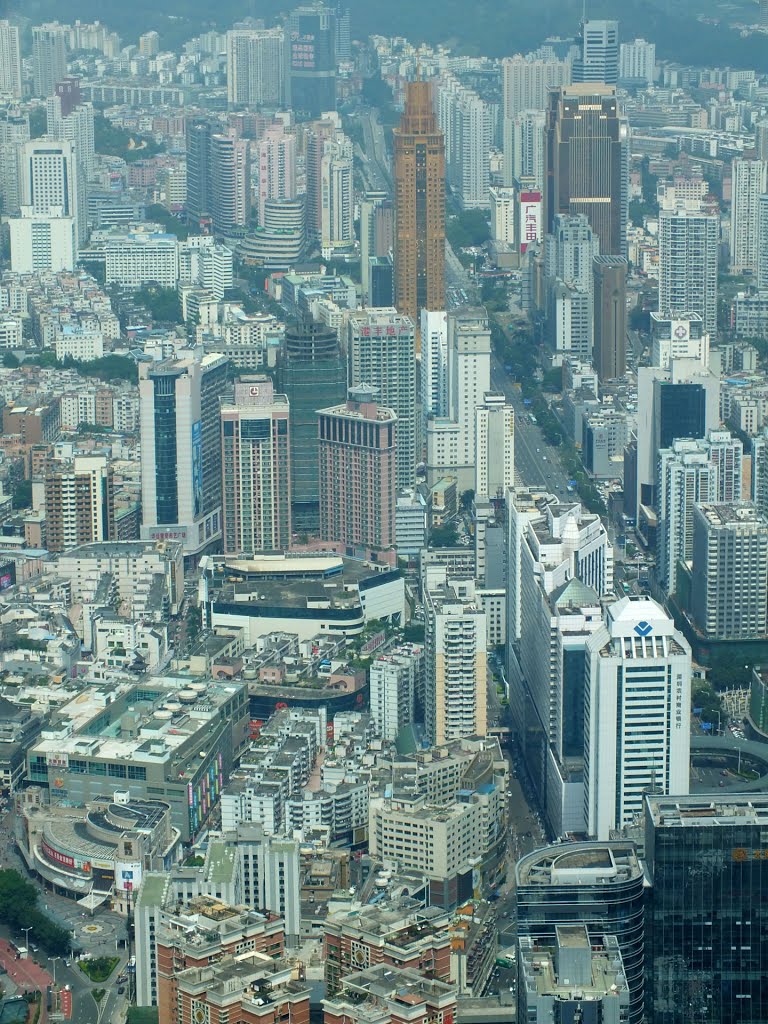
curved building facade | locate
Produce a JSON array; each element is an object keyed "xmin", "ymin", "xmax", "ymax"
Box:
[
  {"xmin": 239, "ymin": 198, "xmax": 305, "ymax": 269},
  {"xmin": 515, "ymin": 841, "xmax": 645, "ymax": 1024}
]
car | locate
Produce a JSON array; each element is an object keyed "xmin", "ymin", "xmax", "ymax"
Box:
[{"xmin": 118, "ymin": 986, "xmax": 125, "ymax": 995}]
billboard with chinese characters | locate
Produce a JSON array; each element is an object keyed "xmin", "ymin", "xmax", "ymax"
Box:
[{"xmin": 519, "ymin": 191, "xmax": 542, "ymax": 254}]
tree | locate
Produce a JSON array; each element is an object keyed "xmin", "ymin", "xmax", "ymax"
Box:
[
  {"xmin": 146, "ymin": 204, "xmax": 189, "ymax": 242},
  {"xmin": 459, "ymin": 489, "xmax": 475, "ymax": 512},
  {"xmin": 2, "ymin": 351, "xmax": 19, "ymax": 368},
  {"xmin": 135, "ymin": 284, "xmax": 183, "ymax": 325},
  {"xmin": 430, "ymin": 522, "xmax": 459, "ymax": 547},
  {"xmin": 0, "ymin": 869, "xmax": 73, "ymax": 955}
]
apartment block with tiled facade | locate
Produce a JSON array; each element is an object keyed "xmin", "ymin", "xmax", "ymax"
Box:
[
  {"xmin": 172, "ymin": 955, "xmax": 310, "ymax": 1024},
  {"xmin": 323, "ymin": 965, "xmax": 456, "ymax": 1024}
]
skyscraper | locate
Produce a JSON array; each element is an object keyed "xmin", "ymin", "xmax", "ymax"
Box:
[
  {"xmin": 583, "ymin": 597, "xmax": 691, "ymax": 840},
  {"xmin": 0, "ymin": 109, "xmax": 29, "ymax": 216},
  {"xmin": 393, "ymin": 80, "xmax": 446, "ymax": 324},
  {"xmin": 730, "ymin": 158, "xmax": 768, "ymax": 272},
  {"xmin": 139, "ymin": 351, "xmax": 229, "ymax": 556},
  {"xmin": 226, "ymin": 28, "xmax": 284, "ymax": 109},
  {"xmin": 19, "ymin": 138, "xmax": 81, "ymax": 242},
  {"xmin": 347, "ymin": 309, "xmax": 417, "ymax": 489},
  {"xmin": 320, "ymin": 133, "xmax": 354, "ymax": 255},
  {"xmin": 437, "ymin": 73, "xmax": 492, "ymax": 209},
  {"xmin": 210, "ymin": 131, "xmax": 250, "ymax": 235},
  {"xmin": 186, "ymin": 118, "xmax": 213, "ymax": 228},
  {"xmin": 645, "ymin": 794, "xmax": 768, "ymax": 1024},
  {"xmin": 46, "ymin": 87, "xmax": 95, "ymax": 191},
  {"xmin": 572, "ymin": 19, "xmax": 619, "ymax": 85},
  {"xmin": 277, "ymin": 320, "xmax": 347, "ymax": 530},
  {"xmin": 32, "ymin": 23, "xmax": 68, "ymax": 98},
  {"xmin": 544, "ymin": 85, "xmax": 628, "ymax": 257},
  {"xmin": 318, "ymin": 386, "xmax": 397, "ymax": 554},
  {"xmin": 286, "ymin": 3, "xmax": 336, "ymax": 117},
  {"xmin": 592, "ymin": 255, "xmax": 627, "ymax": 381},
  {"xmin": 221, "ymin": 376, "xmax": 292, "ymax": 555},
  {"xmin": 658, "ymin": 207, "xmax": 719, "ymax": 334},
  {"xmin": 257, "ymin": 125, "xmax": 296, "ymax": 226},
  {"xmin": 420, "ymin": 309, "xmax": 449, "ymax": 420},
  {"xmin": 0, "ymin": 21, "xmax": 22, "ymax": 99}
]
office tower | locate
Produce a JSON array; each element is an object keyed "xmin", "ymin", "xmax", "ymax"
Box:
[
  {"xmin": 730, "ymin": 159, "xmax": 767, "ymax": 272},
  {"xmin": 503, "ymin": 109, "xmax": 546, "ymax": 188},
  {"xmin": 277, "ymin": 320, "xmax": 346, "ymax": 530},
  {"xmin": 758, "ymin": 193, "xmax": 768, "ymax": 290},
  {"xmin": 658, "ymin": 207, "xmax": 719, "ymax": 334},
  {"xmin": 424, "ymin": 568, "xmax": 487, "ymax": 744},
  {"xmin": 421, "ymin": 309, "xmax": 449, "ymax": 421},
  {"xmin": 19, "ymin": 138, "xmax": 81, "ymax": 243},
  {"xmin": 501, "ymin": 53, "xmax": 570, "ymax": 121},
  {"xmin": 320, "ymin": 133, "xmax": 354, "ymax": 255},
  {"xmin": 369, "ymin": 256, "xmax": 393, "ymax": 307},
  {"xmin": 518, "ymin": 929, "xmax": 630, "ymax": 1023},
  {"xmin": 210, "ymin": 131, "xmax": 250, "ymax": 235},
  {"xmin": 347, "ymin": 309, "xmax": 417, "ymax": 489},
  {"xmin": 226, "ymin": 28, "xmax": 284, "ymax": 108},
  {"xmin": 645, "ymin": 794, "xmax": 768, "ymax": 1024},
  {"xmin": 186, "ymin": 118, "xmax": 213, "ymax": 227},
  {"xmin": 489, "ymin": 187, "xmax": 516, "ymax": 245},
  {"xmin": 593, "ymin": 255, "xmax": 627, "ymax": 381},
  {"xmin": 32, "ymin": 23, "xmax": 67, "ymax": 98},
  {"xmin": 437, "ymin": 74, "xmax": 492, "ymax": 209},
  {"xmin": 544, "ymin": 85, "xmax": 627, "ymax": 257},
  {"xmin": 691, "ymin": 502, "xmax": 768, "ymax": 640},
  {"xmin": 9, "ymin": 207, "xmax": 77, "ymax": 273},
  {"xmin": 583, "ymin": 597, "xmax": 691, "ymax": 840},
  {"xmin": 286, "ymin": 3, "xmax": 336, "ymax": 116},
  {"xmin": 636, "ymin": 359, "xmax": 720, "ymax": 513},
  {"xmin": 44, "ymin": 455, "xmax": 115, "ymax": 553},
  {"xmin": 572, "ymin": 20, "xmax": 619, "ymax": 85},
  {"xmin": 360, "ymin": 191, "xmax": 390, "ymax": 302},
  {"xmin": 139, "ymin": 351, "xmax": 229, "ymax": 556},
  {"xmin": 516, "ymin": 842, "xmax": 646, "ymax": 1024},
  {"xmin": 46, "ymin": 89, "xmax": 95, "ymax": 184},
  {"xmin": 220, "ymin": 377, "xmax": 292, "ymax": 555},
  {"xmin": 393, "ymin": 80, "xmax": 446, "ymax": 324},
  {"xmin": 0, "ymin": 21, "xmax": 22, "ymax": 99},
  {"xmin": 619, "ymin": 38, "xmax": 655, "ymax": 84},
  {"xmin": 256, "ymin": 125, "xmax": 296, "ymax": 225},
  {"xmin": 0, "ymin": 109, "xmax": 29, "ymax": 216},
  {"xmin": 475, "ymin": 394, "xmax": 515, "ymax": 501},
  {"xmin": 318, "ymin": 386, "xmax": 397, "ymax": 553}
]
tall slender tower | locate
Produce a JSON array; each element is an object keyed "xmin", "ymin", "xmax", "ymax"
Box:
[{"xmin": 394, "ymin": 80, "xmax": 446, "ymax": 324}]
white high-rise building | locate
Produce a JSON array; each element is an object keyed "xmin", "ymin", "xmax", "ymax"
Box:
[
  {"xmin": 32, "ymin": 23, "xmax": 67, "ymax": 98},
  {"xmin": 475, "ymin": 393, "xmax": 515, "ymax": 501},
  {"xmin": 226, "ymin": 28, "xmax": 284, "ymax": 108},
  {"xmin": 573, "ymin": 20, "xmax": 619, "ymax": 86},
  {"xmin": 19, "ymin": 138, "xmax": 81, "ymax": 243},
  {"xmin": 9, "ymin": 206, "xmax": 77, "ymax": 273},
  {"xmin": 502, "ymin": 53, "xmax": 571, "ymax": 120},
  {"xmin": 369, "ymin": 647, "xmax": 421, "ymax": 742},
  {"xmin": 658, "ymin": 207, "xmax": 719, "ymax": 335},
  {"xmin": 0, "ymin": 21, "xmax": 22, "ymax": 99},
  {"xmin": 502, "ymin": 109, "xmax": 545, "ymax": 188},
  {"xmin": 420, "ymin": 308, "xmax": 449, "ymax": 419},
  {"xmin": 618, "ymin": 38, "xmax": 655, "ymax": 84},
  {"xmin": 446, "ymin": 306, "xmax": 492, "ymax": 472},
  {"xmin": 46, "ymin": 92, "xmax": 95, "ymax": 181},
  {"xmin": 257, "ymin": 125, "xmax": 296, "ymax": 226},
  {"xmin": 437, "ymin": 73, "xmax": 492, "ymax": 209},
  {"xmin": 758, "ymin": 193, "xmax": 768, "ymax": 291},
  {"xmin": 320, "ymin": 134, "xmax": 354, "ymax": 255},
  {"xmin": 545, "ymin": 213, "xmax": 600, "ymax": 292},
  {"xmin": 584, "ymin": 597, "xmax": 691, "ymax": 840},
  {"xmin": 730, "ymin": 159, "xmax": 768, "ymax": 273},
  {"xmin": 105, "ymin": 230, "xmax": 179, "ymax": 288},
  {"xmin": 490, "ymin": 187, "xmax": 517, "ymax": 245}
]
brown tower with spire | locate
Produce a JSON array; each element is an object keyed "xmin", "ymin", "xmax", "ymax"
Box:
[{"xmin": 393, "ymin": 79, "xmax": 446, "ymax": 326}]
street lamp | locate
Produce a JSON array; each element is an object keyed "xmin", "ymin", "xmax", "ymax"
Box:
[
  {"xmin": 49, "ymin": 957, "xmax": 60, "ymax": 987},
  {"xmin": 21, "ymin": 925, "xmax": 32, "ymax": 951}
]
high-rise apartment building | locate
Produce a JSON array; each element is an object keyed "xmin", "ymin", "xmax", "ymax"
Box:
[
  {"xmin": 226, "ymin": 28, "xmax": 284, "ymax": 108},
  {"xmin": 277, "ymin": 320, "xmax": 346, "ymax": 530},
  {"xmin": 474, "ymin": 394, "xmax": 515, "ymax": 502},
  {"xmin": 347, "ymin": 309, "xmax": 417, "ymax": 489},
  {"xmin": 593, "ymin": 255, "xmax": 627, "ymax": 380},
  {"xmin": 756, "ymin": 118, "xmax": 768, "ymax": 161},
  {"xmin": 658, "ymin": 207, "xmax": 719, "ymax": 335},
  {"xmin": 489, "ymin": 187, "xmax": 516, "ymax": 245},
  {"xmin": 583, "ymin": 597, "xmax": 691, "ymax": 840},
  {"xmin": 424, "ymin": 568, "xmax": 487, "ymax": 745},
  {"xmin": 19, "ymin": 138, "xmax": 81, "ymax": 243},
  {"xmin": 305, "ymin": 116, "xmax": 337, "ymax": 242},
  {"xmin": 139, "ymin": 351, "xmax": 229, "ymax": 556},
  {"xmin": 44, "ymin": 454, "xmax": 115, "ymax": 553},
  {"xmin": 320, "ymin": 133, "xmax": 354, "ymax": 255},
  {"xmin": 730, "ymin": 158, "xmax": 768, "ymax": 272},
  {"xmin": 185, "ymin": 118, "xmax": 213, "ymax": 227},
  {"xmin": 758, "ymin": 193, "xmax": 768, "ymax": 290},
  {"xmin": 221, "ymin": 377, "xmax": 292, "ymax": 555},
  {"xmin": 360, "ymin": 191, "xmax": 393, "ymax": 303},
  {"xmin": 256, "ymin": 125, "xmax": 296, "ymax": 225},
  {"xmin": 572, "ymin": 19, "xmax": 619, "ymax": 85},
  {"xmin": 32, "ymin": 23, "xmax": 68, "ymax": 98},
  {"xmin": 502, "ymin": 109, "xmax": 546, "ymax": 188},
  {"xmin": 0, "ymin": 109, "xmax": 29, "ymax": 216},
  {"xmin": 0, "ymin": 21, "xmax": 22, "ymax": 99},
  {"xmin": 318, "ymin": 386, "xmax": 397, "ymax": 553},
  {"xmin": 545, "ymin": 213, "xmax": 599, "ymax": 291},
  {"xmin": 691, "ymin": 502, "xmax": 768, "ymax": 640},
  {"xmin": 369, "ymin": 644, "xmax": 422, "ymax": 742},
  {"xmin": 210, "ymin": 131, "xmax": 250, "ymax": 235},
  {"xmin": 501, "ymin": 53, "xmax": 570, "ymax": 121},
  {"xmin": 46, "ymin": 88, "xmax": 95, "ymax": 188},
  {"xmin": 420, "ymin": 309, "xmax": 449, "ymax": 421},
  {"xmin": 645, "ymin": 794, "xmax": 768, "ymax": 1024},
  {"xmin": 619, "ymin": 38, "xmax": 655, "ymax": 84},
  {"xmin": 285, "ymin": 3, "xmax": 336, "ymax": 116},
  {"xmin": 393, "ymin": 80, "xmax": 446, "ymax": 324},
  {"xmin": 138, "ymin": 30, "xmax": 160, "ymax": 56},
  {"xmin": 437, "ymin": 74, "xmax": 492, "ymax": 209},
  {"xmin": 544, "ymin": 85, "xmax": 628, "ymax": 257}
]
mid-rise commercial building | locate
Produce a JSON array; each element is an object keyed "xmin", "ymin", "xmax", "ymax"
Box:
[
  {"xmin": 645, "ymin": 795, "xmax": 768, "ymax": 1024},
  {"xmin": 318, "ymin": 387, "xmax": 397, "ymax": 554},
  {"xmin": 139, "ymin": 351, "xmax": 229, "ymax": 556},
  {"xmin": 226, "ymin": 28, "xmax": 284, "ymax": 108},
  {"xmin": 221, "ymin": 377, "xmax": 292, "ymax": 555},
  {"xmin": 658, "ymin": 207, "xmax": 719, "ymax": 335},
  {"xmin": 691, "ymin": 502, "xmax": 768, "ymax": 640},
  {"xmin": 104, "ymin": 230, "xmax": 179, "ymax": 288},
  {"xmin": 584, "ymin": 597, "xmax": 691, "ymax": 840}
]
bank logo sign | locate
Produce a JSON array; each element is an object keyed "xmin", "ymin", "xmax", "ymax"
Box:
[{"xmin": 634, "ymin": 621, "xmax": 653, "ymax": 637}]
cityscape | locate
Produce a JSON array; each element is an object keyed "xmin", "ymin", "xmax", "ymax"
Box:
[{"xmin": 2, "ymin": 3, "xmax": 768, "ymax": 1023}]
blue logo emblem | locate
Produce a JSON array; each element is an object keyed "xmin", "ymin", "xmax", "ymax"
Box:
[{"xmin": 634, "ymin": 622, "xmax": 652, "ymax": 637}]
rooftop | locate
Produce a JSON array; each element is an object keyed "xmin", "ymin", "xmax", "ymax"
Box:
[{"xmin": 646, "ymin": 795, "xmax": 768, "ymax": 828}]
